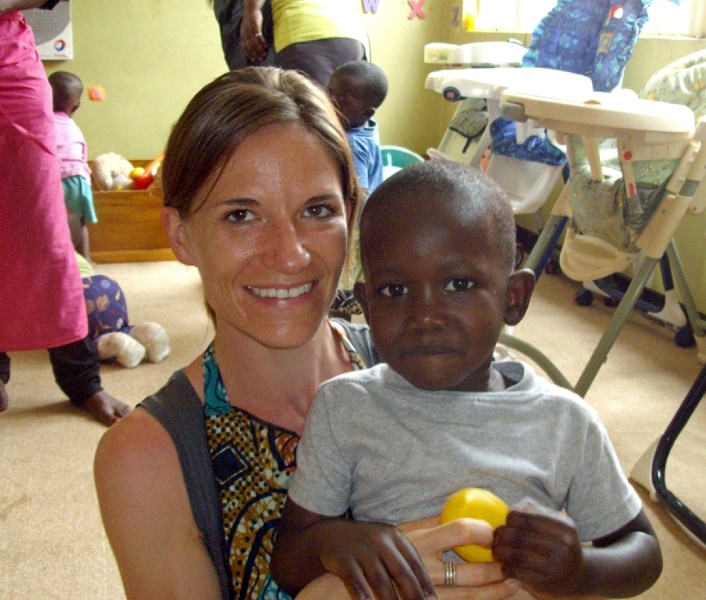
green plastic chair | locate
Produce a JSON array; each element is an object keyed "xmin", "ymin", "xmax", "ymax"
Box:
[{"xmin": 380, "ymin": 145, "xmax": 424, "ymax": 179}]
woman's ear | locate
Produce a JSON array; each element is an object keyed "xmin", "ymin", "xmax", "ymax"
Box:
[
  {"xmin": 504, "ymin": 268, "xmax": 536, "ymax": 326},
  {"xmin": 161, "ymin": 206, "xmax": 195, "ymax": 266}
]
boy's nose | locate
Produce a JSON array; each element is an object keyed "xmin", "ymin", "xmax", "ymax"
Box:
[{"xmin": 408, "ymin": 289, "xmax": 447, "ymax": 329}]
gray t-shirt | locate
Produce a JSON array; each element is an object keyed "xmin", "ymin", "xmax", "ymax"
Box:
[{"xmin": 289, "ymin": 361, "xmax": 641, "ymax": 541}]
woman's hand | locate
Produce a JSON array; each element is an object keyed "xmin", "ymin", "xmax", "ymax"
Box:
[
  {"xmin": 400, "ymin": 516, "xmax": 522, "ymax": 599},
  {"xmin": 240, "ymin": 1, "xmax": 269, "ymax": 62}
]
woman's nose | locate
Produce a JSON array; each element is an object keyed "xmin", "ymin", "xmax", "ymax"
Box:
[{"xmin": 262, "ymin": 221, "xmax": 311, "ymax": 272}]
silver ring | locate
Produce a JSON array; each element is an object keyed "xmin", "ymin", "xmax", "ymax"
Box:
[
  {"xmin": 444, "ymin": 560, "xmax": 457, "ymax": 588},
  {"xmin": 255, "ymin": 32, "xmax": 264, "ymax": 39}
]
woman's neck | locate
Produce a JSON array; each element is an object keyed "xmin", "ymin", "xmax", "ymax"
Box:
[{"xmin": 202, "ymin": 320, "xmax": 352, "ymax": 433}]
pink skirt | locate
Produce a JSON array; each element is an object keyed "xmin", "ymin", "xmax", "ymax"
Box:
[{"xmin": 0, "ymin": 13, "xmax": 87, "ymax": 351}]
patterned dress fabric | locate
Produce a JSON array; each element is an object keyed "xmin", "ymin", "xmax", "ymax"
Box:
[{"xmin": 202, "ymin": 325, "xmax": 366, "ymax": 599}]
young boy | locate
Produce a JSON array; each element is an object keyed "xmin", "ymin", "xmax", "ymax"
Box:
[
  {"xmin": 328, "ymin": 60, "xmax": 388, "ymax": 200},
  {"xmin": 272, "ymin": 161, "xmax": 662, "ymax": 599},
  {"xmin": 49, "ymin": 70, "xmax": 97, "ymax": 260},
  {"xmin": 328, "ymin": 60, "xmax": 388, "ymax": 318}
]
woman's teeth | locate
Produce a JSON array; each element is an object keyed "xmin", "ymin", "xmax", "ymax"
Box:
[{"xmin": 250, "ymin": 283, "xmax": 312, "ymax": 298}]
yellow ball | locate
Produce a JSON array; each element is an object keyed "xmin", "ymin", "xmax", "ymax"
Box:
[
  {"xmin": 129, "ymin": 167, "xmax": 145, "ymax": 180},
  {"xmin": 440, "ymin": 487, "xmax": 509, "ymax": 563}
]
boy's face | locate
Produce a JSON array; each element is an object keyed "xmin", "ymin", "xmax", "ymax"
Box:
[
  {"xmin": 328, "ymin": 73, "xmax": 373, "ymax": 130},
  {"xmin": 355, "ymin": 192, "xmax": 531, "ymax": 392}
]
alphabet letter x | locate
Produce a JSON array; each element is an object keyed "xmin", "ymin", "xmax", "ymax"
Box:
[{"xmin": 408, "ymin": 0, "xmax": 425, "ymax": 20}]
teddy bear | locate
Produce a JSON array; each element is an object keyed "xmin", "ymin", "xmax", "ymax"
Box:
[
  {"xmin": 68, "ymin": 209, "xmax": 170, "ymax": 368},
  {"xmin": 91, "ymin": 152, "xmax": 134, "ymax": 191}
]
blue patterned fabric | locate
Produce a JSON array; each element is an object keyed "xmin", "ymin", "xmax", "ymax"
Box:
[
  {"xmin": 523, "ymin": 0, "xmax": 650, "ymax": 92},
  {"xmin": 490, "ymin": 117, "xmax": 567, "ymax": 165}
]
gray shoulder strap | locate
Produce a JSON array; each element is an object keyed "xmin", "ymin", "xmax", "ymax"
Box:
[{"xmin": 139, "ymin": 372, "xmax": 233, "ymax": 599}]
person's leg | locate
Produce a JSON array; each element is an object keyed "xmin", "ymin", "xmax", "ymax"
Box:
[
  {"xmin": 0, "ymin": 352, "xmax": 9, "ymax": 412},
  {"xmin": 48, "ymin": 337, "xmax": 130, "ymax": 426},
  {"xmin": 276, "ymin": 38, "xmax": 366, "ymax": 87}
]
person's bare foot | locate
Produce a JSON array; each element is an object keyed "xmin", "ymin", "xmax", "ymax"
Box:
[
  {"xmin": 81, "ymin": 391, "xmax": 131, "ymax": 426},
  {"xmin": 0, "ymin": 380, "xmax": 8, "ymax": 412}
]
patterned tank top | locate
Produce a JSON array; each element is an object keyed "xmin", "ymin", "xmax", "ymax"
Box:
[{"xmin": 203, "ymin": 322, "xmax": 366, "ymax": 599}]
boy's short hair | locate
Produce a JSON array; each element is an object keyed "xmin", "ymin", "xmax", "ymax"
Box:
[
  {"xmin": 360, "ymin": 160, "xmax": 517, "ymax": 272},
  {"xmin": 333, "ymin": 61, "xmax": 389, "ymax": 108},
  {"xmin": 48, "ymin": 71, "xmax": 83, "ymax": 113}
]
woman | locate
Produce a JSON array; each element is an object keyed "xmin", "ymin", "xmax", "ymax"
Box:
[
  {"xmin": 240, "ymin": 0, "xmax": 368, "ymax": 86},
  {"xmin": 94, "ymin": 67, "xmax": 520, "ymax": 599},
  {"xmin": 0, "ymin": 0, "xmax": 128, "ymax": 425}
]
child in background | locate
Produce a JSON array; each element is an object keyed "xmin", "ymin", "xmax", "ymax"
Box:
[
  {"xmin": 272, "ymin": 161, "xmax": 662, "ymax": 599},
  {"xmin": 328, "ymin": 60, "xmax": 388, "ymax": 200},
  {"xmin": 328, "ymin": 60, "xmax": 388, "ymax": 318},
  {"xmin": 49, "ymin": 70, "xmax": 97, "ymax": 260}
]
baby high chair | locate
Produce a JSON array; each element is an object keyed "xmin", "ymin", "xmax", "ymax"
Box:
[
  {"xmin": 425, "ymin": 0, "xmax": 650, "ymax": 265},
  {"xmin": 497, "ymin": 48, "xmax": 706, "ymax": 398},
  {"xmin": 498, "ymin": 49, "xmax": 706, "ymax": 545}
]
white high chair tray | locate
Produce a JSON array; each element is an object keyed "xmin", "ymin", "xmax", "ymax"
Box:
[
  {"xmin": 425, "ymin": 67, "xmax": 593, "ymax": 103},
  {"xmin": 500, "ymin": 90, "xmax": 695, "ymax": 139}
]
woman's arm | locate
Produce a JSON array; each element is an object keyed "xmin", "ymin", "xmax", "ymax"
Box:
[
  {"xmin": 293, "ymin": 517, "xmax": 522, "ymax": 600},
  {"xmin": 0, "ymin": 0, "xmax": 49, "ymax": 13},
  {"xmin": 94, "ymin": 409, "xmax": 222, "ymax": 599},
  {"xmin": 493, "ymin": 508, "xmax": 662, "ymax": 598},
  {"xmin": 273, "ymin": 500, "xmax": 522, "ymax": 600},
  {"xmin": 241, "ymin": 0, "xmax": 268, "ymax": 61}
]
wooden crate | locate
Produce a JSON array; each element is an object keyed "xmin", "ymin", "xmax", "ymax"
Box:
[{"xmin": 88, "ymin": 189, "xmax": 174, "ymax": 263}]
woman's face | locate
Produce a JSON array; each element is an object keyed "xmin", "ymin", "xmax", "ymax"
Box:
[{"xmin": 169, "ymin": 122, "xmax": 348, "ymax": 349}]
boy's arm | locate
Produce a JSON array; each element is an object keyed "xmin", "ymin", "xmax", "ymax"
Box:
[
  {"xmin": 493, "ymin": 508, "xmax": 662, "ymax": 598},
  {"xmin": 271, "ymin": 498, "xmax": 436, "ymax": 600}
]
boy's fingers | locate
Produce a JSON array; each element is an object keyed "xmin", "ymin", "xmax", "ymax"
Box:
[{"xmin": 390, "ymin": 538, "xmax": 437, "ymax": 599}]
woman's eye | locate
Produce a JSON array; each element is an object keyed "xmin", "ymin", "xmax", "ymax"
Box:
[
  {"xmin": 304, "ymin": 204, "xmax": 335, "ymax": 219},
  {"xmin": 445, "ymin": 277, "xmax": 474, "ymax": 292},
  {"xmin": 226, "ymin": 208, "xmax": 254, "ymax": 223},
  {"xmin": 379, "ymin": 283, "xmax": 408, "ymax": 298}
]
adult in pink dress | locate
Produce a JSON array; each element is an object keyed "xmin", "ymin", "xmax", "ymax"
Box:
[{"xmin": 0, "ymin": 1, "xmax": 129, "ymax": 424}]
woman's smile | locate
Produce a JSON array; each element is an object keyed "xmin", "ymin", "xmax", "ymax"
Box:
[{"xmin": 247, "ymin": 282, "xmax": 314, "ymax": 299}]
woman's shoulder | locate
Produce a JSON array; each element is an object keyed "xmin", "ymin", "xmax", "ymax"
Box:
[
  {"xmin": 96, "ymin": 371, "xmax": 200, "ymax": 479},
  {"xmin": 95, "ymin": 401, "xmax": 177, "ymax": 479}
]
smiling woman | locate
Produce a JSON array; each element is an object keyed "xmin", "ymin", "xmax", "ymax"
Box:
[{"xmin": 94, "ymin": 67, "xmax": 521, "ymax": 600}]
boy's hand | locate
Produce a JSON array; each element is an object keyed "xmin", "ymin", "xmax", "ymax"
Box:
[
  {"xmin": 312, "ymin": 519, "xmax": 437, "ymax": 600},
  {"xmin": 492, "ymin": 510, "xmax": 584, "ymax": 597}
]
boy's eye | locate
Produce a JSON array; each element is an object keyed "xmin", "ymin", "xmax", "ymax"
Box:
[
  {"xmin": 445, "ymin": 277, "xmax": 474, "ymax": 292},
  {"xmin": 304, "ymin": 204, "xmax": 335, "ymax": 219},
  {"xmin": 226, "ymin": 208, "xmax": 254, "ymax": 223},
  {"xmin": 379, "ymin": 283, "xmax": 408, "ymax": 297}
]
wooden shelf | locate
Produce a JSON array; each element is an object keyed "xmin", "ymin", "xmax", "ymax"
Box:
[{"xmin": 88, "ymin": 189, "xmax": 174, "ymax": 263}]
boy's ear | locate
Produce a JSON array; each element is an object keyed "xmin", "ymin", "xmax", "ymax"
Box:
[
  {"xmin": 363, "ymin": 107, "xmax": 376, "ymax": 121},
  {"xmin": 504, "ymin": 268, "xmax": 536, "ymax": 326},
  {"xmin": 353, "ymin": 281, "xmax": 371, "ymax": 322},
  {"xmin": 161, "ymin": 206, "xmax": 196, "ymax": 266}
]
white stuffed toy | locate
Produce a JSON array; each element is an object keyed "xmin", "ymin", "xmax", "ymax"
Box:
[
  {"xmin": 83, "ymin": 271, "xmax": 171, "ymax": 368},
  {"xmin": 92, "ymin": 152, "xmax": 134, "ymax": 191}
]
